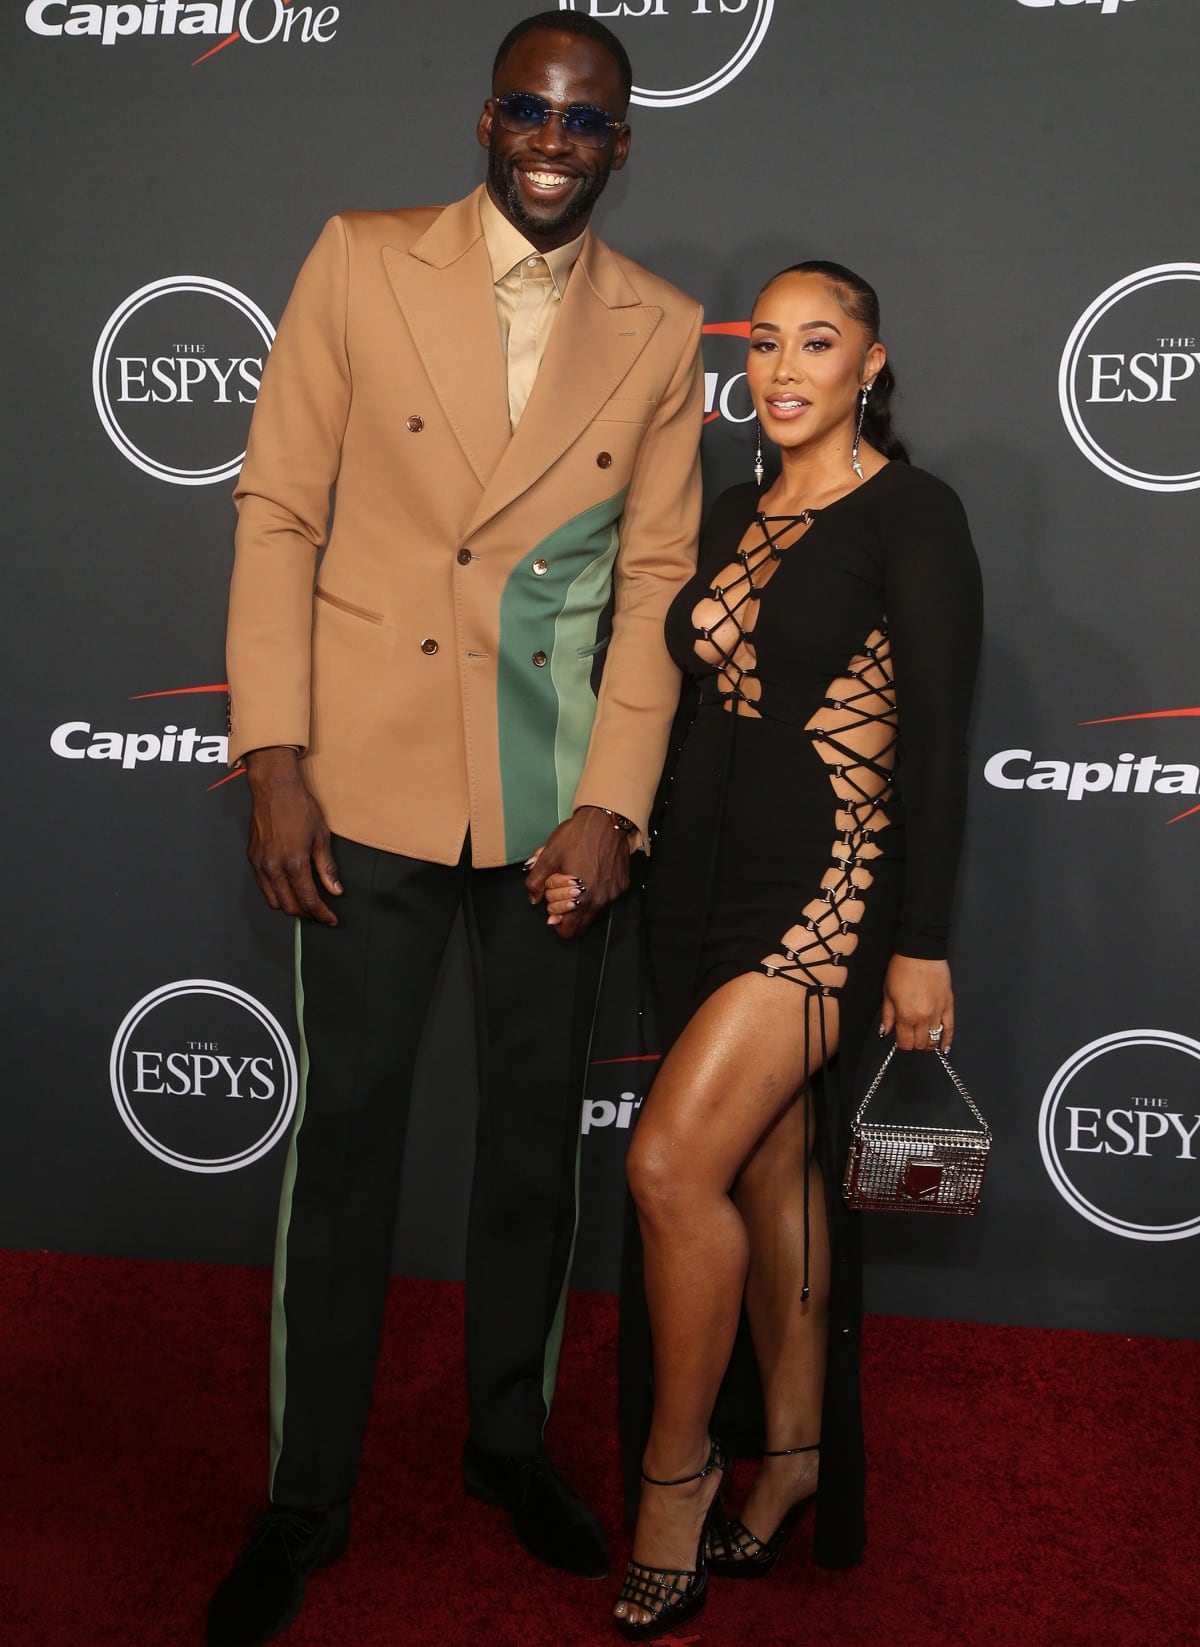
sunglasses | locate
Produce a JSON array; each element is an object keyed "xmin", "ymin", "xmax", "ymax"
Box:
[{"xmin": 493, "ymin": 91, "xmax": 622, "ymax": 150}]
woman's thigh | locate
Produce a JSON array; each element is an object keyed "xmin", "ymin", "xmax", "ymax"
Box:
[{"xmin": 630, "ymin": 972, "xmax": 840, "ymax": 1198}]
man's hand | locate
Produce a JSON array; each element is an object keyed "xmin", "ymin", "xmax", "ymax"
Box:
[
  {"xmin": 244, "ymin": 746, "xmax": 343, "ymax": 926},
  {"xmin": 880, "ymin": 955, "xmax": 955, "ymax": 1052},
  {"xmin": 524, "ymin": 806, "xmax": 633, "ymax": 939}
]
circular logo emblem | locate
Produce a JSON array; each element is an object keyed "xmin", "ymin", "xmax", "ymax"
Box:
[
  {"xmin": 92, "ymin": 277, "xmax": 275, "ymax": 486},
  {"xmin": 1058, "ymin": 263, "xmax": 1200, "ymax": 493},
  {"xmin": 110, "ymin": 979, "xmax": 298, "ymax": 1173},
  {"xmin": 1038, "ymin": 1029, "xmax": 1200, "ymax": 1241},
  {"xmin": 558, "ymin": 0, "xmax": 773, "ymax": 108}
]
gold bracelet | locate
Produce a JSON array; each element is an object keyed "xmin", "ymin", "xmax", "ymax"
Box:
[{"xmin": 598, "ymin": 807, "xmax": 637, "ymax": 833}]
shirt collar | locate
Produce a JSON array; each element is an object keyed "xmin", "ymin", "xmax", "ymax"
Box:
[{"xmin": 479, "ymin": 187, "xmax": 586, "ymax": 298}]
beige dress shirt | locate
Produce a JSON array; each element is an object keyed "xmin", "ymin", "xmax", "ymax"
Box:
[{"xmin": 479, "ymin": 189, "xmax": 586, "ymax": 430}]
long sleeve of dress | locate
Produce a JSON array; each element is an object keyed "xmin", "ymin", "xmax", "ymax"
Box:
[{"xmin": 883, "ymin": 476, "xmax": 983, "ymax": 958}]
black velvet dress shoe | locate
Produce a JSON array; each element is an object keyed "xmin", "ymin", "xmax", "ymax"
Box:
[
  {"xmin": 206, "ymin": 1502, "xmax": 350, "ymax": 1647},
  {"xmin": 462, "ymin": 1438, "xmax": 609, "ymax": 1578}
]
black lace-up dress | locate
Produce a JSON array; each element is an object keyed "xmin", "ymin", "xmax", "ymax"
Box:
[{"xmin": 618, "ymin": 463, "xmax": 982, "ymax": 1567}]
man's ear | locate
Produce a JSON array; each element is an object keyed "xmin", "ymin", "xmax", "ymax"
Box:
[{"xmin": 476, "ymin": 101, "xmax": 494, "ymax": 151}]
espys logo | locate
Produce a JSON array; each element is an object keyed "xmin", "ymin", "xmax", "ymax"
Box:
[
  {"xmin": 1018, "ymin": 0, "xmax": 1133, "ymax": 11},
  {"xmin": 559, "ymin": 0, "xmax": 773, "ymax": 108},
  {"xmin": 702, "ymin": 320, "xmax": 753, "ymax": 425},
  {"xmin": 110, "ymin": 979, "xmax": 298, "ymax": 1173},
  {"xmin": 985, "ymin": 706, "xmax": 1200, "ymax": 825},
  {"xmin": 93, "ymin": 277, "xmax": 274, "ymax": 486},
  {"xmin": 49, "ymin": 683, "xmax": 237, "ymax": 788},
  {"xmin": 1059, "ymin": 264, "xmax": 1200, "ymax": 492},
  {"xmin": 26, "ymin": 1, "xmax": 340, "ymax": 64},
  {"xmin": 1039, "ymin": 1030, "xmax": 1200, "ymax": 1242}
]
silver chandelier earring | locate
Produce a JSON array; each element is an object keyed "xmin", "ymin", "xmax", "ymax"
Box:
[
  {"xmin": 753, "ymin": 418, "xmax": 765, "ymax": 488},
  {"xmin": 851, "ymin": 382, "xmax": 872, "ymax": 479}
]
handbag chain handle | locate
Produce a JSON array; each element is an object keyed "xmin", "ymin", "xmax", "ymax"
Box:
[{"xmin": 852, "ymin": 1041, "xmax": 991, "ymax": 1138}]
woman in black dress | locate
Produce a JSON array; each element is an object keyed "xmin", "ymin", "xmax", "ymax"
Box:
[{"xmin": 549, "ymin": 261, "xmax": 982, "ymax": 1638}]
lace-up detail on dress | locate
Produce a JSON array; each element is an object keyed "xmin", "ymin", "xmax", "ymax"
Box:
[
  {"xmin": 761, "ymin": 628, "xmax": 897, "ymax": 995},
  {"xmin": 690, "ymin": 512, "xmax": 817, "ymax": 716}
]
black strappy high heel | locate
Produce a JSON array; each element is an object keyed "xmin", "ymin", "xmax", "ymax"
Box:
[
  {"xmin": 707, "ymin": 1442, "xmax": 819, "ymax": 1580},
  {"xmin": 612, "ymin": 1440, "xmax": 729, "ymax": 1641}
]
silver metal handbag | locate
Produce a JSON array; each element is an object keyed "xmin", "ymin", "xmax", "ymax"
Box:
[{"xmin": 842, "ymin": 1041, "xmax": 991, "ymax": 1215}]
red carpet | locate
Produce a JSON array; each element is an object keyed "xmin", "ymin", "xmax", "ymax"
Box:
[{"xmin": 2, "ymin": 1251, "xmax": 1197, "ymax": 1647}]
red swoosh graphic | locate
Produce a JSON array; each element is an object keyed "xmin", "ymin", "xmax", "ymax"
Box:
[
  {"xmin": 1080, "ymin": 708, "xmax": 1200, "ymax": 725},
  {"xmin": 192, "ymin": 33, "xmax": 239, "ymax": 65},
  {"xmin": 129, "ymin": 684, "xmax": 229, "ymax": 700},
  {"xmin": 588, "ymin": 1054, "xmax": 661, "ymax": 1067},
  {"xmin": 193, "ymin": 0, "xmax": 295, "ymax": 66}
]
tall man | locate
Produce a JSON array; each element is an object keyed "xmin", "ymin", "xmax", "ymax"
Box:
[{"xmin": 209, "ymin": 12, "xmax": 702, "ymax": 1646}]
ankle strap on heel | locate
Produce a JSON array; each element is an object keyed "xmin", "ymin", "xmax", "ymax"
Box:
[
  {"xmin": 763, "ymin": 1442, "xmax": 820, "ymax": 1457},
  {"xmin": 642, "ymin": 1440, "xmax": 725, "ymax": 1488}
]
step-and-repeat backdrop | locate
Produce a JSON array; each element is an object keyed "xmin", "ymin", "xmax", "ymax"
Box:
[{"xmin": 4, "ymin": 0, "xmax": 1197, "ymax": 1340}]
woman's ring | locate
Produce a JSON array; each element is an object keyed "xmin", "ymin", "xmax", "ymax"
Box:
[{"xmin": 929, "ymin": 1023, "xmax": 944, "ymax": 1041}]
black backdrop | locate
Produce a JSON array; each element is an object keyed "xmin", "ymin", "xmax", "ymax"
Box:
[{"xmin": 4, "ymin": 0, "xmax": 1198, "ymax": 1340}]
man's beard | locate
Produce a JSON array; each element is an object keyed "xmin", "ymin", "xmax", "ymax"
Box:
[{"xmin": 487, "ymin": 138, "xmax": 611, "ymax": 240}]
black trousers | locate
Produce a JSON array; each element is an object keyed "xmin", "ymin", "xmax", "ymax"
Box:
[{"xmin": 268, "ymin": 835, "xmax": 607, "ymax": 1508}]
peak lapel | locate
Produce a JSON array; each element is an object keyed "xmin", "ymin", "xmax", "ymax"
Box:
[
  {"xmin": 463, "ymin": 234, "xmax": 662, "ymax": 540},
  {"xmin": 381, "ymin": 190, "xmax": 510, "ymax": 492}
]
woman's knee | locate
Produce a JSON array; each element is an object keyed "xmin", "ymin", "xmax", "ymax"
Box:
[{"xmin": 626, "ymin": 1122, "xmax": 700, "ymax": 1221}]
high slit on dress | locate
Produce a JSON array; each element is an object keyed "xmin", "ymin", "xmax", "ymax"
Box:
[{"xmin": 618, "ymin": 463, "xmax": 983, "ymax": 1569}]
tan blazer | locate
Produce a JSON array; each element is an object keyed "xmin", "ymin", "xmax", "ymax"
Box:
[{"xmin": 227, "ymin": 187, "xmax": 703, "ymax": 867}]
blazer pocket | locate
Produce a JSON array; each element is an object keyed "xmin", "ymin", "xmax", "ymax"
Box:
[
  {"xmin": 315, "ymin": 586, "xmax": 385, "ymax": 625},
  {"xmin": 577, "ymin": 636, "xmax": 611, "ymax": 659},
  {"xmin": 594, "ymin": 397, "xmax": 656, "ymax": 425}
]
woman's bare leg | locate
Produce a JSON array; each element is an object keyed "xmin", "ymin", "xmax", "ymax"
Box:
[
  {"xmin": 615, "ymin": 973, "xmax": 836, "ymax": 1625},
  {"xmin": 728, "ymin": 1094, "xmax": 831, "ymax": 1546}
]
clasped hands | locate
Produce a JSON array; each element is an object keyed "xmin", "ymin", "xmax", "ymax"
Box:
[
  {"xmin": 524, "ymin": 806, "xmax": 635, "ymax": 940},
  {"xmin": 244, "ymin": 751, "xmax": 633, "ymax": 938}
]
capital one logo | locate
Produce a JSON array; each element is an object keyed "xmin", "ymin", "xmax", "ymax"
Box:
[
  {"xmin": 110, "ymin": 980, "xmax": 297, "ymax": 1173},
  {"xmin": 1018, "ymin": 0, "xmax": 1133, "ymax": 11},
  {"xmin": 1038, "ymin": 1030, "xmax": 1200, "ymax": 1242},
  {"xmin": 93, "ymin": 277, "xmax": 274, "ymax": 486},
  {"xmin": 559, "ymin": 0, "xmax": 773, "ymax": 107},
  {"xmin": 984, "ymin": 705, "xmax": 1200, "ymax": 826},
  {"xmin": 1059, "ymin": 264, "xmax": 1200, "ymax": 492},
  {"xmin": 26, "ymin": 1, "xmax": 340, "ymax": 63},
  {"xmin": 50, "ymin": 682, "xmax": 235, "ymax": 785}
]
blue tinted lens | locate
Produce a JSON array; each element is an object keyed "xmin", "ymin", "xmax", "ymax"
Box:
[
  {"xmin": 498, "ymin": 93, "xmax": 548, "ymax": 130},
  {"xmin": 562, "ymin": 106, "xmax": 614, "ymax": 143},
  {"xmin": 496, "ymin": 94, "xmax": 615, "ymax": 147}
]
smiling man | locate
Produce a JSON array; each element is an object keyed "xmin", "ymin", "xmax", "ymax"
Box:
[{"xmin": 209, "ymin": 11, "xmax": 703, "ymax": 1647}]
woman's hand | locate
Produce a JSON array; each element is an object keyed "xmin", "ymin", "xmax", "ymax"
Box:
[
  {"xmin": 880, "ymin": 955, "xmax": 954, "ymax": 1052},
  {"xmin": 542, "ymin": 870, "xmax": 587, "ymax": 927},
  {"xmin": 523, "ymin": 847, "xmax": 591, "ymax": 929}
]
